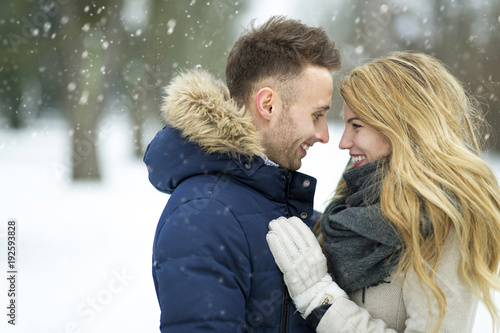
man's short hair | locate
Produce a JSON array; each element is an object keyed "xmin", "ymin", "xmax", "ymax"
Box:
[{"xmin": 226, "ymin": 16, "xmax": 341, "ymax": 109}]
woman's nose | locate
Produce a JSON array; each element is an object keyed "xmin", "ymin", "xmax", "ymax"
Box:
[{"xmin": 338, "ymin": 130, "xmax": 352, "ymax": 150}]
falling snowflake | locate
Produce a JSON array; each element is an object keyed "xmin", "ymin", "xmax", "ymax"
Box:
[
  {"xmin": 79, "ymin": 90, "xmax": 89, "ymax": 105},
  {"xmin": 67, "ymin": 82, "xmax": 77, "ymax": 92},
  {"xmin": 167, "ymin": 19, "xmax": 176, "ymax": 35},
  {"xmin": 82, "ymin": 23, "xmax": 90, "ymax": 32}
]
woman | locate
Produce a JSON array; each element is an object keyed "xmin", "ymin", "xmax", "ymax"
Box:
[{"xmin": 267, "ymin": 51, "xmax": 500, "ymax": 332}]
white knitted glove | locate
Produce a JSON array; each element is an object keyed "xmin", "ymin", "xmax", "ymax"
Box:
[{"xmin": 266, "ymin": 216, "xmax": 348, "ymax": 318}]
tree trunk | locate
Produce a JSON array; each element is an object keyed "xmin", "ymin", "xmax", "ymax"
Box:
[{"xmin": 57, "ymin": 0, "xmax": 125, "ymax": 180}]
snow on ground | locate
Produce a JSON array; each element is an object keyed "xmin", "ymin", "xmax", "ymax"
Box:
[{"xmin": 0, "ymin": 114, "xmax": 498, "ymax": 332}]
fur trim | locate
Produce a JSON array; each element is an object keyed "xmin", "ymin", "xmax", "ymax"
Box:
[{"xmin": 161, "ymin": 69, "xmax": 264, "ymax": 158}]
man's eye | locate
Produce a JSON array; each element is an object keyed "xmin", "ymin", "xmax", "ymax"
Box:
[{"xmin": 314, "ymin": 114, "xmax": 323, "ymax": 120}]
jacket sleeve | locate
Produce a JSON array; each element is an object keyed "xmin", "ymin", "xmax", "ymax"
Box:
[
  {"xmin": 315, "ymin": 232, "xmax": 477, "ymax": 333},
  {"xmin": 153, "ymin": 198, "xmax": 251, "ymax": 332},
  {"xmin": 315, "ymin": 297, "xmax": 398, "ymax": 333}
]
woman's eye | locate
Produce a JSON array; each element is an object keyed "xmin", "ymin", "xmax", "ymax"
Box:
[{"xmin": 352, "ymin": 123, "xmax": 362, "ymax": 129}]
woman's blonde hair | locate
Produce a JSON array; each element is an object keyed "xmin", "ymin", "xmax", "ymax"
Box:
[{"xmin": 333, "ymin": 51, "xmax": 500, "ymax": 332}]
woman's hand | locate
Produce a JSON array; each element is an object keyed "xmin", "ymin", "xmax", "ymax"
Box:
[{"xmin": 266, "ymin": 216, "xmax": 348, "ymax": 318}]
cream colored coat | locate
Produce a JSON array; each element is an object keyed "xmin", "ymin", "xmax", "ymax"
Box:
[{"xmin": 317, "ymin": 230, "xmax": 478, "ymax": 332}]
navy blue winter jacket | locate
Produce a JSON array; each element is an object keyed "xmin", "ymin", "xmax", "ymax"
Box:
[{"xmin": 144, "ymin": 70, "xmax": 316, "ymax": 332}]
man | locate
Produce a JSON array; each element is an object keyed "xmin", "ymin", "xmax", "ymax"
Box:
[{"xmin": 144, "ymin": 16, "xmax": 340, "ymax": 332}]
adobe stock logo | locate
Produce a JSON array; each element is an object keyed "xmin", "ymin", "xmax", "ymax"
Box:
[{"xmin": 7, "ymin": 0, "xmax": 70, "ymax": 52}]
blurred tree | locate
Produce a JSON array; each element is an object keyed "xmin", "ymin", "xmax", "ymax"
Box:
[
  {"xmin": 121, "ymin": 0, "xmax": 248, "ymax": 158},
  {"xmin": 56, "ymin": 0, "xmax": 127, "ymax": 180},
  {"xmin": 468, "ymin": 1, "xmax": 500, "ymax": 140},
  {"xmin": 0, "ymin": 1, "xmax": 45, "ymax": 129}
]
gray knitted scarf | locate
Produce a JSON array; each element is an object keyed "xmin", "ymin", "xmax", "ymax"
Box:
[{"xmin": 321, "ymin": 160, "xmax": 402, "ymax": 293}]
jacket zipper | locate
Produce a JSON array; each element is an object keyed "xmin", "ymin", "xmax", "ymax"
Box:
[
  {"xmin": 280, "ymin": 171, "xmax": 292, "ymax": 333},
  {"xmin": 284, "ymin": 171, "xmax": 292, "ymax": 218},
  {"xmin": 280, "ymin": 282, "xmax": 290, "ymax": 333}
]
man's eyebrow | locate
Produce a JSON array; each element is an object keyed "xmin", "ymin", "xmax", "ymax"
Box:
[{"xmin": 314, "ymin": 105, "xmax": 330, "ymax": 112}]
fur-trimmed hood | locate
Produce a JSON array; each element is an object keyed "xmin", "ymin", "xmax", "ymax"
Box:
[
  {"xmin": 144, "ymin": 69, "xmax": 272, "ymax": 194},
  {"xmin": 161, "ymin": 69, "xmax": 264, "ymax": 158}
]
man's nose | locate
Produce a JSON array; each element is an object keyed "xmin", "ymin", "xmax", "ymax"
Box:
[{"xmin": 314, "ymin": 121, "xmax": 329, "ymax": 144}]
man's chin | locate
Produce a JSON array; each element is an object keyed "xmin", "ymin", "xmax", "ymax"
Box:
[
  {"xmin": 285, "ymin": 160, "xmax": 301, "ymax": 171},
  {"xmin": 270, "ymin": 154, "xmax": 301, "ymax": 171}
]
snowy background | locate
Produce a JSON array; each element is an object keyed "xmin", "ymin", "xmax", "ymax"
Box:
[
  {"xmin": 1, "ymin": 0, "xmax": 499, "ymax": 332},
  {"xmin": 0, "ymin": 115, "xmax": 498, "ymax": 332}
]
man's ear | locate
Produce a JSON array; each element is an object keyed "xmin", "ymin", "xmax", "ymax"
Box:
[{"xmin": 255, "ymin": 87, "xmax": 275, "ymax": 121}]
